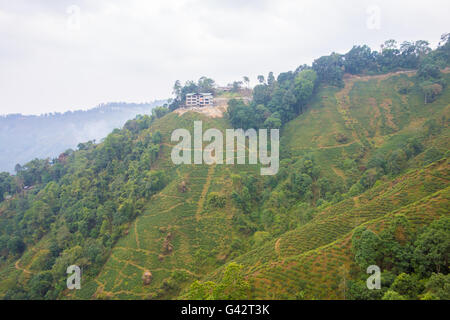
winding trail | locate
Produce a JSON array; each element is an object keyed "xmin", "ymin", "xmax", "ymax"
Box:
[
  {"xmin": 110, "ymin": 254, "xmax": 146, "ymax": 271},
  {"xmin": 14, "ymin": 260, "xmax": 33, "ymax": 275}
]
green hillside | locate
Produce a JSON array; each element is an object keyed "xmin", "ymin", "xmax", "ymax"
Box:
[
  {"xmin": 185, "ymin": 71, "xmax": 450, "ymax": 300},
  {"xmin": 0, "ymin": 38, "xmax": 449, "ymax": 300},
  {"xmin": 71, "ymin": 114, "xmax": 263, "ymax": 299}
]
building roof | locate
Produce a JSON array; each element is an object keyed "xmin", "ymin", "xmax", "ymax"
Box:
[{"xmin": 186, "ymin": 92, "xmax": 213, "ymax": 97}]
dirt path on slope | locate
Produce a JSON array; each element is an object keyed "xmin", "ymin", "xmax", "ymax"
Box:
[
  {"xmin": 196, "ymin": 165, "xmax": 215, "ymax": 221},
  {"xmin": 134, "ymin": 218, "xmax": 141, "ymax": 249},
  {"xmin": 275, "ymin": 238, "xmax": 281, "ymax": 256},
  {"xmin": 343, "ymin": 70, "xmax": 416, "ymax": 83},
  {"xmin": 15, "ymin": 260, "xmax": 33, "ymax": 275}
]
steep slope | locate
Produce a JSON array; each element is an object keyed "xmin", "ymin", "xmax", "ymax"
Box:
[
  {"xmin": 227, "ymin": 159, "xmax": 449, "ymax": 299},
  {"xmin": 282, "ymin": 71, "xmax": 449, "ymax": 182},
  {"xmin": 0, "ymin": 71, "xmax": 448, "ymax": 300},
  {"xmin": 183, "ymin": 72, "xmax": 450, "ymax": 299},
  {"xmin": 85, "ymin": 71, "xmax": 449, "ymax": 300},
  {"xmin": 72, "ymin": 113, "xmax": 261, "ymax": 299},
  {"xmin": 249, "ymin": 186, "xmax": 449, "ymax": 299}
]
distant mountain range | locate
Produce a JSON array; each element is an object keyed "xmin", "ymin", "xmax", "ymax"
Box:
[{"xmin": 0, "ymin": 101, "xmax": 165, "ymax": 173}]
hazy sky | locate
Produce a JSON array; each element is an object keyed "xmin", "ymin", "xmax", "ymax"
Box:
[{"xmin": 0, "ymin": 0, "xmax": 449, "ymax": 115}]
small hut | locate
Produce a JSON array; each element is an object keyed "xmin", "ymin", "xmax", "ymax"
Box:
[
  {"xmin": 142, "ymin": 270, "xmax": 152, "ymax": 285},
  {"xmin": 179, "ymin": 181, "xmax": 187, "ymax": 193},
  {"xmin": 162, "ymin": 232, "xmax": 174, "ymax": 254}
]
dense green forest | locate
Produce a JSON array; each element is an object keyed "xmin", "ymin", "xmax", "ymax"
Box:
[{"xmin": 0, "ymin": 34, "xmax": 449, "ymax": 300}]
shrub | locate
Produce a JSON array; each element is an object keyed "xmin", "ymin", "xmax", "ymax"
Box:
[{"xmin": 207, "ymin": 192, "xmax": 226, "ymax": 208}]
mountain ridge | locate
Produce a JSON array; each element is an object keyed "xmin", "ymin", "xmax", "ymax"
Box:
[{"xmin": 0, "ymin": 101, "xmax": 165, "ymax": 173}]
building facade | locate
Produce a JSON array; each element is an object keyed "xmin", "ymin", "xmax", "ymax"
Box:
[{"xmin": 185, "ymin": 93, "xmax": 213, "ymax": 107}]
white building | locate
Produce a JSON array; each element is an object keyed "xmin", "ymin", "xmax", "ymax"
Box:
[{"xmin": 185, "ymin": 93, "xmax": 213, "ymax": 107}]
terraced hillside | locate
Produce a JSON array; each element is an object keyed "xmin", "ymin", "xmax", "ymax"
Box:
[
  {"xmin": 190, "ymin": 71, "xmax": 450, "ymax": 299},
  {"xmin": 282, "ymin": 71, "xmax": 449, "ymax": 175},
  {"xmin": 225, "ymin": 159, "xmax": 449, "ymax": 299},
  {"xmin": 0, "ymin": 70, "xmax": 448, "ymax": 300},
  {"xmin": 0, "ymin": 110, "xmax": 264, "ymax": 299},
  {"xmin": 76, "ymin": 161, "xmax": 259, "ymax": 299}
]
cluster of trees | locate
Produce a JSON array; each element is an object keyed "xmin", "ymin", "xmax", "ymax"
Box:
[
  {"xmin": 0, "ymin": 172, "xmax": 17, "ymax": 202},
  {"xmin": 226, "ymin": 154, "xmax": 344, "ymax": 239},
  {"xmin": 417, "ymin": 59, "xmax": 447, "ymax": 104},
  {"xmin": 1, "ymin": 157, "xmax": 71, "ymax": 203},
  {"xmin": 349, "ymin": 216, "xmax": 449, "ymax": 300},
  {"xmin": 313, "ymin": 34, "xmax": 449, "ymax": 88},
  {"xmin": 344, "ymin": 137, "xmax": 425, "ymax": 196},
  {"xmin": 0, "ymin": 107, "xmax": 171, "ymax": 299},
  {"xmin": 259, "ymin": 155, "xmax": 344, "ymax": 235},
  {"xmin": 225, "ymin": 77, "xmax": 251, "ymax": 93},
  {"xmin": 227, "ymin": 69, "xmax": 318, "ymax": 130}
]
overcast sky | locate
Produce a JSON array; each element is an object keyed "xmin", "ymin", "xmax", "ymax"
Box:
[{"xmin": 0, "ymin": 0, "xmax": 448, "ymax": 115}]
